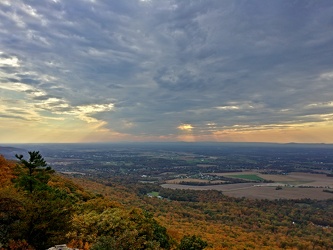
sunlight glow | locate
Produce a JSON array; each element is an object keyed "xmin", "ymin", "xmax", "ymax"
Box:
[{"xmin": 178, "ymin": 124, "xmax": 193, "ymax": 131}]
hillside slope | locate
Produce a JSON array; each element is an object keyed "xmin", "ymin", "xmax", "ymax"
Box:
[{"xmin": 0, "ymin": 154, "xmax": 174, "ymax": 250}]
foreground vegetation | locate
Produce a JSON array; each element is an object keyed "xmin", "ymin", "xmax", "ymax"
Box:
[
  {"xmin": 1, "ymin": 152, "xmax": 333, "ymax": 249},
  {"xmin": 0, "ymin": 153, "xmax": 189, "ymax": 250}
]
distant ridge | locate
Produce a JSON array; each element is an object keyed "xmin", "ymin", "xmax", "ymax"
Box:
[{"xmin": 0, "ymin": 146, "xmax": 27, "ymax": 159}]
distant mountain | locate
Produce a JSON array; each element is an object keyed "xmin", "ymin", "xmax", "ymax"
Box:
[{"xmin": 0, "ymin": 146, "xmax": 27, "ymax": 159}]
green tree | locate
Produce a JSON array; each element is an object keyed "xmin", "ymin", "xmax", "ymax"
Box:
[
  {"xmin": 71, "ymin": 208, "xmax": 171, "ymax": 250},
  {"xmin": 178, "ymin": 235, "xmax": 208, "ymax": 250},
  {"xmin": 11, "ymin": 152, "xmax": 73, "ymax": 249},
  {"xmin": 90, "ymin": 236, "xmax": 118, "ymax": 250},
  {"xmin": 18, "ymin": 189, "xmax": 74, "ymax": 249},
  {"xmin": 15, "ymin": 151, "xmax": 53, "ymax": 193}
]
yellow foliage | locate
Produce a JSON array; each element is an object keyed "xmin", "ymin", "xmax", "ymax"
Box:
[{"xmin": 0, "ymin": 155, "xmax": 16, "ymax": 188}]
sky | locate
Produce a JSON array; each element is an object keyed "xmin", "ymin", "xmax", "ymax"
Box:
[{"xmin": 0, "ymin": 0, "xmax": 333, "ymax": 143}]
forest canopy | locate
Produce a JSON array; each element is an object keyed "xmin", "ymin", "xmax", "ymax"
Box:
[{"xmin": 0, "ymin": 153, "xmax": 179, "ymax": 250}]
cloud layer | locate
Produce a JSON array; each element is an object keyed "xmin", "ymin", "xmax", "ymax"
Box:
[{"xmin": 1, "ymin": 0, "xmax": 333, "ymax": 142}]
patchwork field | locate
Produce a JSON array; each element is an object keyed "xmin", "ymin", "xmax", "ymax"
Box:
[
  {"xmin": 162, "ymin": 172, "xmax": 333, "ymax": 200},
  {"xmin": 228, "ymin": 174, "xmax": 264, "ymax": 181},
  {"xmin": 165, "ymin": 178, "xmax": 226, "ymax": 184},
  {"xmin": 166, "ymin": 178, "xmax": 211, "ymax": 184},
  {"xmin": 259, "ymin": 172, "xmax": 333, "ymax": 187},
  {"xmin": 212, "ymin": 171, "xmax": 333, "ymax": 187}
]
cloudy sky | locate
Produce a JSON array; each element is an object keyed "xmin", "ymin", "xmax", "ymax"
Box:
[{"xmin": 1, "ymin": 0, "xmax": 333, "ymax": 143}]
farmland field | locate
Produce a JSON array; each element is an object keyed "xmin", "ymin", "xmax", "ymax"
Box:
[
  {"xmin": 228, "ymin": 174, "xmax": 264, "ymax": 181},
  {"xmin": 165, "ymin": 178, "xmax": 211, "ymax": 184},
  {"xmin": 148, "ymin": 191, "xmax": 159, "ymax": 197},
  {"xmin": 258, "ymin": 172, "xmax": 333, "ymax": 186},
  {"xmin": 162, "ymin": 172, "xmax": 333, "ymax": 200}
]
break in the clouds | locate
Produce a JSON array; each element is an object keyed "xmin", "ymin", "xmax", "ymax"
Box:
[{"xmin": 1, "ymin": 0, "xmax": 333, "ymax": 143}]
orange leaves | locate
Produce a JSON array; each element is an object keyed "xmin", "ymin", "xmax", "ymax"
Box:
[
  {"xmin": 6, "ymin": 239, "xmax": 34, "ymax": 250},
  {"xmin": 83, "ymin": 197, "xmax": 122, "ymax": 213},
  {"xmin": 0, "ymin": 155, "xmax": 16, "ymax": 188}
]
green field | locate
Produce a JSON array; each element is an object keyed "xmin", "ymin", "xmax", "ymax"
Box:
[
  {"xmin": 147, "ymin": 191, "xmax": 159, "ymax": 197},
  {"xmin": 229, "ymin": 174, "xmax": 264, "ymax": 181}
]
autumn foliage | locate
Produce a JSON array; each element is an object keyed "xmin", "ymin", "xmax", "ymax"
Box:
[
  {"xmin": 0, "ymin": 155, "xmax": 15, "ymax": 188},
  {"xmin": 1, "ymin": 152, "xmax": 333, "ymax": 249},
  {"xmin": 74, "ymin": 177, "xmax": 333, "ymax": 250},
  {"xmin": 0, "ymin": 153, "xmax": 174, "ymax": 250}
]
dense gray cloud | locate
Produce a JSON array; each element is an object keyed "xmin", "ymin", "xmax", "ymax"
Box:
[{"xmin": 1, "ymin": 0, "xmax": 333, "ymax": 140}]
